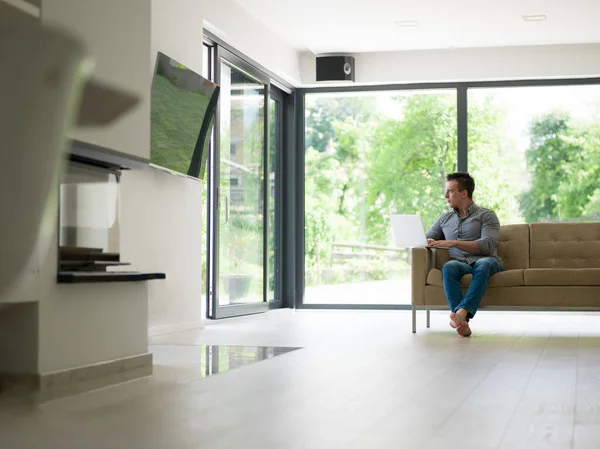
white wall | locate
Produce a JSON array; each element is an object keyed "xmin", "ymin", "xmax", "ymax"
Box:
[
  {"xmin": 150, "ymin": 0, "xmax": 303, "ymax": 86},
  {"xmin": 42, "ymin": 0, "xmax": 151, "ymax": 159},
  {"xmin": 35, "ymin": 0, "xmax": 151, "ymax": 373},
  {"xmin": 300, "ymin": 44, "xmax": 600, "ymax": 85},
  {"xmin": 121, "ymin": 168, "xmax": 205, "ymax": 336},
  {"xmin": 151, "ymin": 0, "xmax": 204, "ymax": 76},
  {"xmin": 200, "ymin": 0, "xmax": 301, "ymax": 85},
  {"xmin": 118, "ymin": 0, "xmax": 207, "ymax": 335},
  {"xmin": 38, "ymin": 280, "xmax": 149, "ymax": 373}
]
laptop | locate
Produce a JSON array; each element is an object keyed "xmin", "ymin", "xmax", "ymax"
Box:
[{"xmin": 390, "ymin": 214, "xmax": 431, "ymax": 248}]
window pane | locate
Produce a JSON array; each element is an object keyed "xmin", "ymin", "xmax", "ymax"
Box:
[
  {"xmin": 469, "ymin": 85, "xmax": 600, "ymax": 224},
  {"xmin": 218, "ymin": 62, "xmax": 265, "ymax": 306},
  {"xmin": 304, "ymin": 90, "xmax": 457, "ymax": 305},
  {"xmin": 267, "ymin": 98, "xmax": 279, "ymax": 302}
]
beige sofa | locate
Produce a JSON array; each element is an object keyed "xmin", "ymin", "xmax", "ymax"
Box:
[{"xmin": 411, "ymin": 222, "xmax": 600, "ymax": 333}]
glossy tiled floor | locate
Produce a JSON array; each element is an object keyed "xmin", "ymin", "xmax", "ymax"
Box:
[
  {"xmin": 157, "ymin": 344, "xmax": 302, "ymax": 378},
  {"xmin": 2, "ymin": 309, "xmax": 600, "ymax": 448}
]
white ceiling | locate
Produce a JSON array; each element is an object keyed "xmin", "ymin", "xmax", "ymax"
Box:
[{"xmin": 233, "ymin": 0, "xmax": 600, "ymax": 54}]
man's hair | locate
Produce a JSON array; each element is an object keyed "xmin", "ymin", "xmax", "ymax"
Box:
[{"xmin": 446, "ymin": 172, "xmax": 475, "ymax": 198}]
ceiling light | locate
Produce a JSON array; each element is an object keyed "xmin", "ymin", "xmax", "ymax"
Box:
[
  {"xmin": 395, "ymin": 20, "xmax": 419, "ymax": 28},
  {"xmin": 522, "ymin": 15, "xmax": 547, "ymax": 22}
]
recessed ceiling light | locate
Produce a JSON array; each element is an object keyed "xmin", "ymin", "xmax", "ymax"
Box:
[
  {"xmin": 522, "ymin": 14, "xmax": 547, "ymax": 22},
  {"xmin": 395, "ymin": 20, "xmax": 419, "ymax": 28}
]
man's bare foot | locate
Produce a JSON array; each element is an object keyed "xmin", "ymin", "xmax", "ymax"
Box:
[
  {"xmin": 449, "ymin": 309, "xmax": 468, "ymax": 329},
  {"xmin": 456, "ymin": 321, "xmax": 472, "ymax": 337},
  {"xmin": 449, "ymin": 313, "xmax": 462, "ymax": 329}
]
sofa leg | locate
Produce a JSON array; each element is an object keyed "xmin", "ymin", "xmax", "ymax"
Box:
[
  {"xmin": 426, "ymin": 309, "xmax": 430, "ymax": 328},
  {"xmin": 412, "ymin": 305, "xmax": 416, "ymax": 333}
]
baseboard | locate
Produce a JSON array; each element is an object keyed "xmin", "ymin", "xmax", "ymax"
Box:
[
  {"xmin": 148, "ymin": 320, "xmax": 204, "ymax": 337},
  {"xmin": 0, "ymin": 352, "xmax": 153, "ymax": 403}
]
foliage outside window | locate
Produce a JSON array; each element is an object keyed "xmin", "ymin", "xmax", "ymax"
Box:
[
  {"xmin": 469, "ymin": 86, "xmax": 600, "ymax": 224},
  {"xmin": 304, "ymin": 84, "xmax": 600, "ymax": 304}
]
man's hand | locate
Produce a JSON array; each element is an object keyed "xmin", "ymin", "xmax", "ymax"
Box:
[
  {"xmin": 428, "ymin": 239, "xmax": 455, "ymax": 248},
  {"xmin": 428, "ymin": 238, "xmax": 483, "ymax": 254}
]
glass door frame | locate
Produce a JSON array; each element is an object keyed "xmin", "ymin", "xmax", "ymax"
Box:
[
  {"xmin": 207, "ymin": 46, "xmax": 271, "ymax": 319},
  {"xmin": 267, "ymin": 86, "xmax": 285, "ymax": 310}
]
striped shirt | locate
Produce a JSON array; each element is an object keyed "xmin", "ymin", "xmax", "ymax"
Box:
[{"xmin": 425, "ymin": 202, "xmax": 502, "ymax": 265}]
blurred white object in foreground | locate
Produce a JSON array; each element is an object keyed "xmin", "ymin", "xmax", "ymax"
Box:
[{"xmin": 0, "ymin": 22, "xmax": 91, "ymax": 300}]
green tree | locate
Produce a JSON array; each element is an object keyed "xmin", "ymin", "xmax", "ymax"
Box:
[
  {"xmin": 519, "ymin": 112, "xmax": 582, "ymax": 222},
  {"xmin": 468, "ymin": 96, "xmax": 520, "ymax": 224},
  {"xmin": 304, "ymin": 96, "xmax": 379, "ymax": 271},
  {"xmin": 305, "ymin": 96, "xmax": 377, "ymax": 153},
  {"xmin": 365, "ymin": 94, "xmax": 458, "ymax": 244},
  {"xmin": 556, "ymin": 116, "xmax": 600, "ymax": 219},
  {"xmin": 330, "ymin": 119, "xmax": 374, "ymax": 216},
  {"xmin": 304, "ymin": 147, "xmax": 338, "ymax": 271},
  {"xmin": 581, "ymin": 116, "xmax": 600, "ymax": 217}
]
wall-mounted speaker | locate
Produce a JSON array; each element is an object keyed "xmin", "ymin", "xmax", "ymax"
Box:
[{"xmin": 316, "ymin": 56, "xmax": 355, "ymax": 82}]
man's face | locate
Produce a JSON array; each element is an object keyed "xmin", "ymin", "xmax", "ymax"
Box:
[{"xmin": 444, "ymin": 180, "xmax": 467, "ymax": 208}]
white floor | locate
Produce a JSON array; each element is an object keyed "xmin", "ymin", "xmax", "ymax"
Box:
[{"xmin": 2, "ymin": 309, "xmax": 600, "ymax": 448}]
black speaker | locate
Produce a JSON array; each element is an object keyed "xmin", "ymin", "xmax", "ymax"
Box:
[{"xmin": 316, "ymin": 56, "xmax": 355, "ymax": 82}]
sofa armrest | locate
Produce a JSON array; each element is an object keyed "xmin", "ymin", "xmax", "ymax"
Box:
[{"xmin": 411, "ymin": 247, "xmax": 435, "ymax": 305}]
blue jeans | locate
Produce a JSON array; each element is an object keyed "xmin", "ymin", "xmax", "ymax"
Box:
[{"xmin": 441, "ymin": 258, "xmax": 503, "ymax": 320}]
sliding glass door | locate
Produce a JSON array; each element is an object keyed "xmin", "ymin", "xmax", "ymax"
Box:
[{"xmin": 208, "ymin": 48, "xmax": 270, "ymax": 318}]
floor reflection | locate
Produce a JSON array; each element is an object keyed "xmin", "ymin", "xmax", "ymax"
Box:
[{"xmin": 201, "ymin": 346, "xmax": 301, "ymax": 377}]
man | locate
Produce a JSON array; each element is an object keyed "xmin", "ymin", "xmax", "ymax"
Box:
[{"xmin": 426, "ymin": 172, "xmax": 503, "ymax": 337}]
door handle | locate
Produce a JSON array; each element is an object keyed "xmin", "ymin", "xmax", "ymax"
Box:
[{"xmin": 221, "ymin": 194, "xmax": 229, "ymax": 225}]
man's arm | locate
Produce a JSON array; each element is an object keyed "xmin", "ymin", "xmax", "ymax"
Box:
[
  {"xmin": 425, "ymin": 216, "xmax": 445, "ymax": 241},
  {"xmin": 474, "ymin": 210, "xmax": 500, "ymax": 255},
  {"xmin": 429, "ymin": 239, "xmax": 482, "ymax": 254}
]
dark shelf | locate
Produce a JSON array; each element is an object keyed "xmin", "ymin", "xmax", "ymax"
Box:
[
  {"xmin": 60, "ymin": 247, "xmax": 121, "ymax": 262},
  {"xmin": 57, "ymin": 271, "xmax": 166, "ymax": 284},
  {"xmin": 59, "ymin": 262, "xmax": 132, "ymax": 274},
  {"xmin": 69, "ymin": 139, "xmax": 150, "ymax": 170}
]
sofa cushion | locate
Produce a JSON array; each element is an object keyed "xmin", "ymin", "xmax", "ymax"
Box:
[
  {"xmin": 426, "ymin": 268, "xmax": 524, "ymax": 288},
  {"xmin": 423, "ymin": 285, "xmax": 600, "ymax": 309},
  {"xmin": 524, "ymin": 268, "xmax": 600, "ymax": 286},
  {"xmin": 529, "ymin": 222, "xmax": 600, "ymax": 268},
  {"xmin": 497, "ymin": 224, "xmax": 530, "ymax": 270},
  {"xmin": 433, "ymin": 249, "xmax": 451, "ymax": 270}
]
